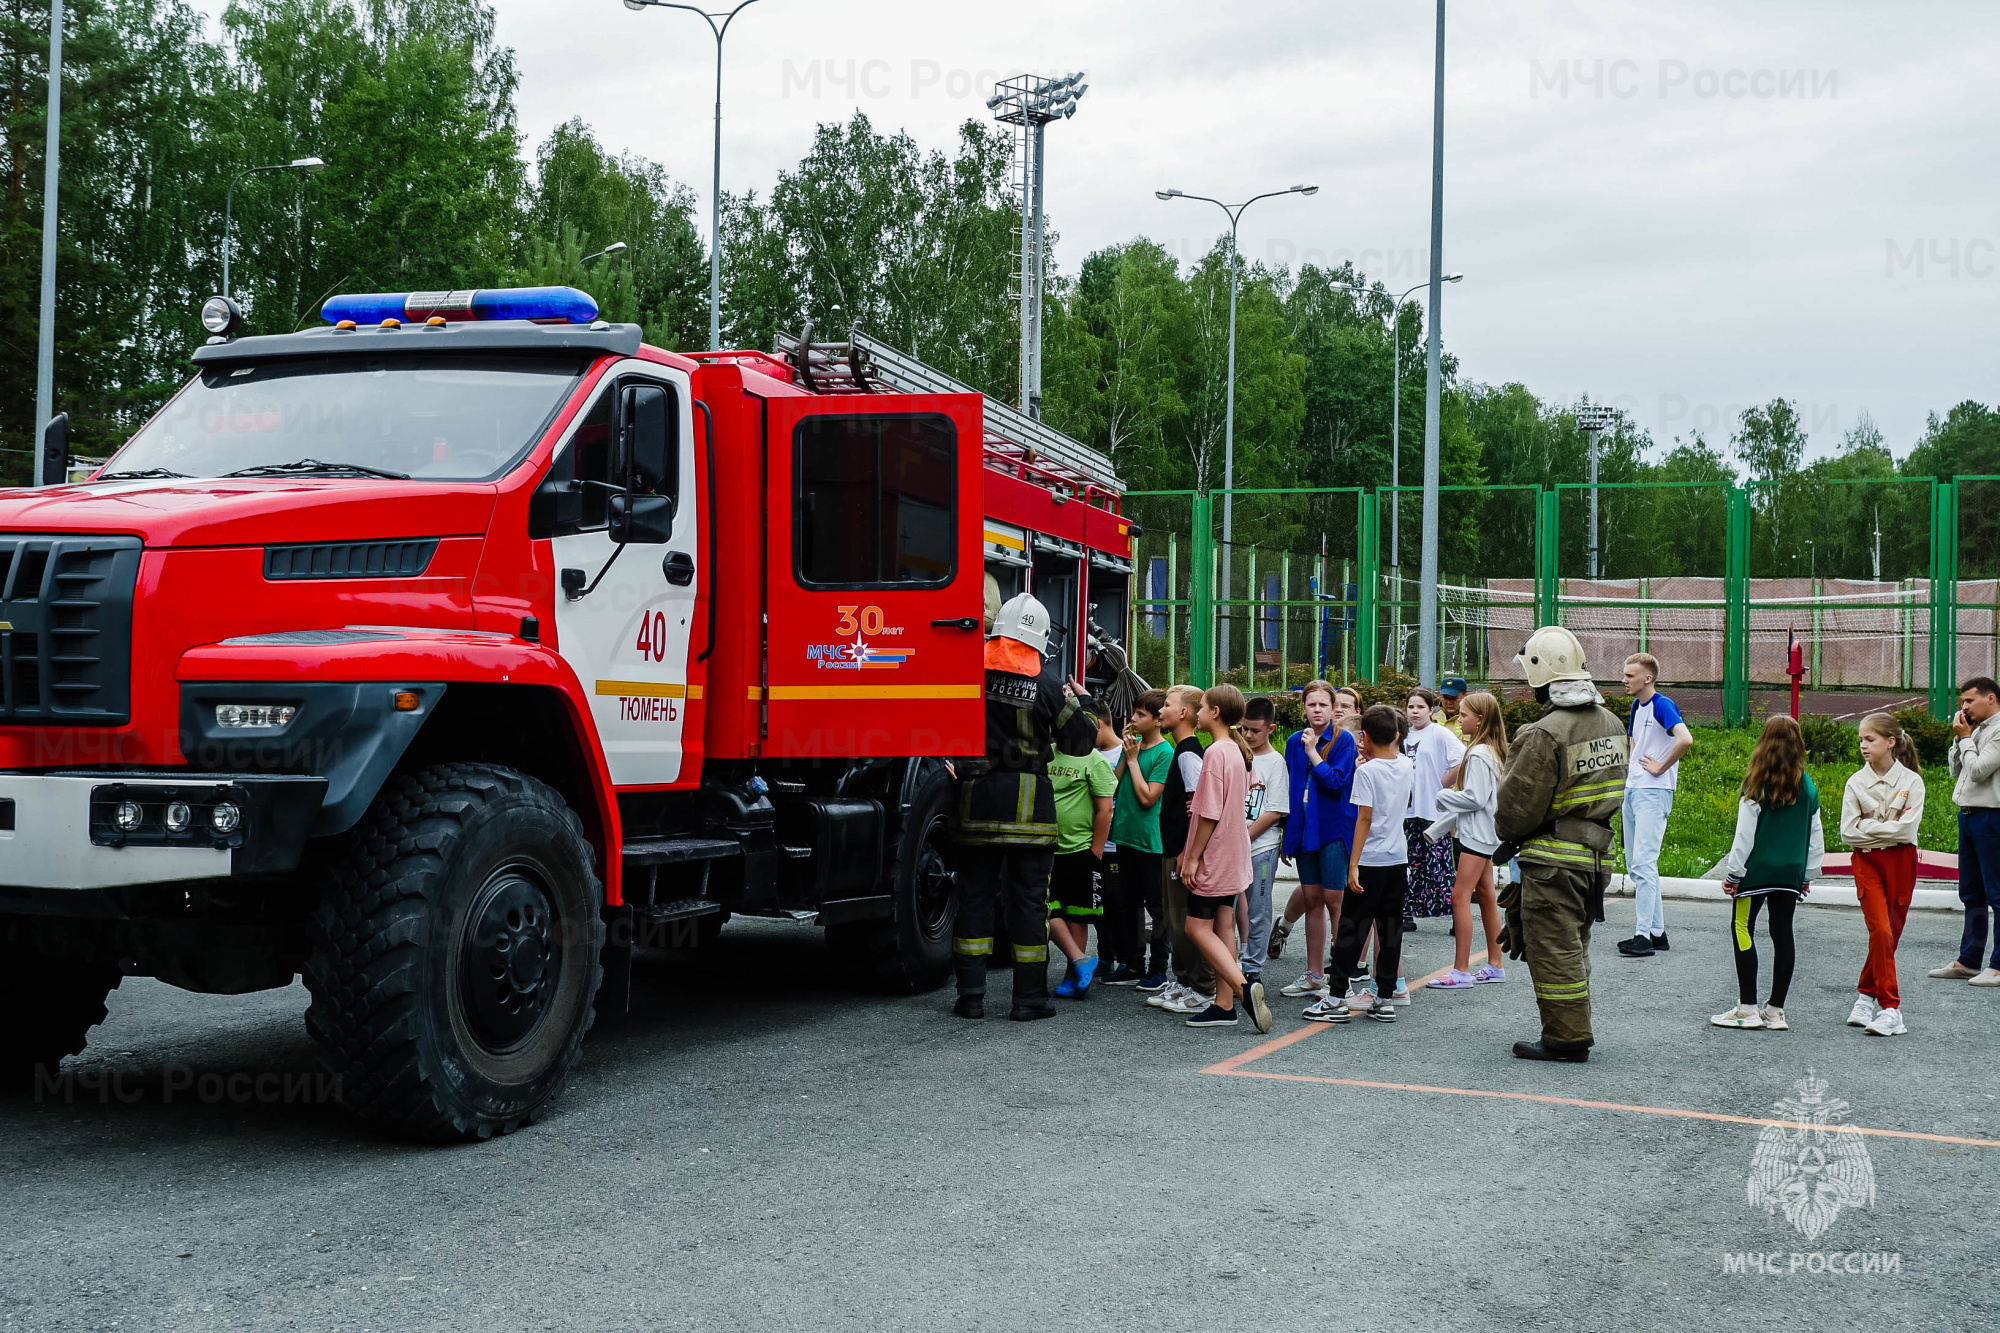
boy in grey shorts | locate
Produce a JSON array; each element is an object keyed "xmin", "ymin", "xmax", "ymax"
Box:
[{"xmin": 1238, "ymin": 695, "xmax": 1292, "ymax": 983}]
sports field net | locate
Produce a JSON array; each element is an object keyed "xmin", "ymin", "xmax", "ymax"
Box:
[{"xmin": 1443, "ymin": 578, "xmax": 2000, "ymax": 691}]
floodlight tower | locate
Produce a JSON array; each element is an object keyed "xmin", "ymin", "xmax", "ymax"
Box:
[
  {"xmin": 1576, "ymin": 404, "xmax": 1618, "ymax": 580},
  {"xmin": 989, "ymin": 72, "xmax": 1087, "ymax": 419}
]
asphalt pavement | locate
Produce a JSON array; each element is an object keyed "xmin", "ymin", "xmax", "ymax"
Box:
[{"xmin": 4, "ymin": 897, "xmax": 1997, "ymax": 1332}]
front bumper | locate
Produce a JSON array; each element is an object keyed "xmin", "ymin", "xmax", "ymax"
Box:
[{"xmin": 0, "ymin": 771, "xmax": 326, "ymax": 890}]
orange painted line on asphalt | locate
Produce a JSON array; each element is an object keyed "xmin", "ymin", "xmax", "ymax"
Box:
[
  {"xmin": 1205, "ymin": 948, "xmax": 2000, "ymax": 1148},
  {"xmin": 1213, "ymin": 1069, "xmax": 2000, "ymax": 1148}
]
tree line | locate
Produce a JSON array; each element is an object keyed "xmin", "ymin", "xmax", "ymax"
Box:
[{"xmin": 4, "ymin": 0, "xmax": 1996, "ymax": 598}]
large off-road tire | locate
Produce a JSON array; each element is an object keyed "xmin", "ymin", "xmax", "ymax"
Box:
[
  {"xmin": 0, "ymin": 940, "xmax": 120, "ymax": 1090},
  {"xmin": 304, "ymin": 763, "xmax": 604, "ymax": 1141},
  {"xmin": 826, "ymin": 768, "xmax": 957, "ymax": 993}
]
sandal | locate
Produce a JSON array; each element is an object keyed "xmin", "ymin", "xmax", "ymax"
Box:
[
  {"xmin": 1471, "ymin": 964, "xmax": 1506, "ymax": 984},
  {"xmin": 1425, "ymin": 968, "xmax": 1477, "ymax": 989}
]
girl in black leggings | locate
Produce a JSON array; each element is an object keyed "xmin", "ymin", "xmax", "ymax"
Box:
[{"xmin": 1712, "ymin": 716, "xmax": 1825, "ymax": 1032}]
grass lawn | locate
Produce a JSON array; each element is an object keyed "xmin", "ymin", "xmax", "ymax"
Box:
[{"xmin": 1620, "ymin": 724, "xmax": 1956, "ymax": 879}]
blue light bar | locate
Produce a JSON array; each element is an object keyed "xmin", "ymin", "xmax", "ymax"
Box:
[{"xmin": 321, "ymin": 286, "xmax": 601, "ymax": 326}]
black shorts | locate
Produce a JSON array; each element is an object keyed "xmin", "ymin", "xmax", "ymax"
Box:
[
  {"xmin": 1185, "ymin": 892, "xmax": 1232, "ymax": 921},
  {"xmin": 1453, "ymin": 842, "xmax": 1492, "ymax": 863},
  {"xmin": 1050, "ymin": 851, "xmax": 1104, "ymax": 919}
]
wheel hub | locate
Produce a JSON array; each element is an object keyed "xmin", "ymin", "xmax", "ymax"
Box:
[
  {"xmin": 915, "ymin": 815, "xmax": 956, "ymax": 936},
  {"xmin": 460, "ymin": 865, "xmax": 560, "ymax": 1053}
]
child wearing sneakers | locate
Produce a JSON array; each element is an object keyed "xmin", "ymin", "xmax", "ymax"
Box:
[
  {"xmin": 1308, "ymin": 704, "xmax": 1414, "ymax": 1024},
  {"xmin": 1424, "ymin": 690, "xmax": 1509, "ymax": 990},
  {"xmin": 1237, "ymin": 695, "xmax": 1291, "ymax": 985},
  {"xmin": 1841, "ymin": 712, "xmax": 1925, "ymax": 1036},
  {"xmin": 1047, "ymin": 712, "xmax": 1117, "ymax": 999},
  {"xmin": 1711, "ymin": 716, "xmax": 1825, "ymax": 1032},
  {"xmin": 1177, "ymin": 685, "xmax": 1272, "ymax": 1033},
  {"xmin": 1109, "ymin": 690, "xmax": 1174, "ymax": 988},
  {"xmin": 1147, "ymin": 685, "xmax": 1216, "ymax": 1016}
]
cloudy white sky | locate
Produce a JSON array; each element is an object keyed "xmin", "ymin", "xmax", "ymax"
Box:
[{"xmin": 207, "ymin": 0, "xmax": 2000, "ymax": 457}]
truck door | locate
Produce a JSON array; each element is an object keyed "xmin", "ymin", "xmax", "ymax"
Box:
[
  {"xmin": 763, "ymin": 394, "xmax": 985, "ymax": 758},
  {"xmin": 543, "ymin": 359, "xmax": 701, "ymax": 786}
]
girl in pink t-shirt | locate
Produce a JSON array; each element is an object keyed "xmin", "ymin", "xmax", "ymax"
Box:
[{"xmin": 1177, "ymin": 685, "xmax": 1272, "ymax": 1032}]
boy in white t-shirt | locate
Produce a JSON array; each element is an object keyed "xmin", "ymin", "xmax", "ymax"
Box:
[
  {"xmin": 1306, "ymin": 704, "xmax": 1414, "ymax": 1025},
  {"xmin": 1236, "ymin": 696, "xmax": 1292, "ymax": 984},
  {"xmin": 1619, "ymin": 652, "xmax": 1694, "ymax": 958}
]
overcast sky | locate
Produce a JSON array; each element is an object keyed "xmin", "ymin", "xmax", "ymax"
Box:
[{"xmin": 202, "ymin": 0, "xmax": 1999, "ymax": 458}]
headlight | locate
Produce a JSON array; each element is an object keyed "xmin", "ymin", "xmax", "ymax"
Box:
[
  {"xmin": 115, "ymin": 801, "xmax": 143, "ymax": 831},
  {"xmin": 215, "ymin": 704, "xmax": 297, "ymax": 730},
  {"xmin": 200, "ymin": 295, "xmax": 244, "ymax": 336},
  {"xmin": 164, "ymin": 801, "xmax": 192, "ymax": 833},
  {"xmin": 211, "ymin": 802, "xmax": 241, "ymax": 834}
]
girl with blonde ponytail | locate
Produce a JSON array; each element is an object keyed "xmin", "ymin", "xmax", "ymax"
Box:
[{"xmin": 1840, "ymin": 712, "xmax": 1927, "ymax": 1036}]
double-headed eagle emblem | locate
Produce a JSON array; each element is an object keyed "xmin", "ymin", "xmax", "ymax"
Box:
[{"xmin": 1748, "ymin": 1068, "xmax": 1876, "ymax": 1240}]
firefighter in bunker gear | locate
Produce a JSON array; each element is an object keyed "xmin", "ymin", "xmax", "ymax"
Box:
[
  {"xmin": 952, "ymin": 593, "xmax": 1100, "ymax": 1020},
  {"xmin": 1493, "ymin": 625, "xmax": 1629, "ymax": 1062}
]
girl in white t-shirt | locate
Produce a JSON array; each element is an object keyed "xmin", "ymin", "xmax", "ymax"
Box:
[
  {"xmin": 1425, "ymin": 691, "xmax": 1509, "ymax": 989},
  {"xmin": 1402, "ymin": 689, "xmax": 1465, "ymax": 920}
]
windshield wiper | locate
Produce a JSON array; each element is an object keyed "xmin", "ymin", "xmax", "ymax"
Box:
[
  {"xmin": 224, "ymin": 458, "xmax": 410, "ymax": 480},
  {"xmin": 94, "ymin": 467, "xmax": 190, "ymax": 481}
]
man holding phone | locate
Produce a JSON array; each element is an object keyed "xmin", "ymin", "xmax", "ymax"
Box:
[{"xmin": 1937, "ymin": 677, "xmax": 2000, "ymax": 986}]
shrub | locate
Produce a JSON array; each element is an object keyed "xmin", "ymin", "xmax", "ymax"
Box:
[
  {"xmin": 1894, "ymin": 706, "xmax": 1953, "ymax": 766},
  {"xmin": 1798, "ymin": 712, "xmax": 1859, "ymax": 765}
]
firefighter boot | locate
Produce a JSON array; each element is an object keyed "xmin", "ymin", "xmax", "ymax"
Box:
[
  {"xmin": 1010, "ymin": 958, "xmax": 1055, "ymax": 1022},
  {"xmin": 952, "ymin": 953, "xmax": 988, "ymax": 1019}
]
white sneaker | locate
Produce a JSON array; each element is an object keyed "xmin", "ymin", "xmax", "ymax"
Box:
[
  {"xmin": 1343, "ymin": 985, "xmax": 1372, "ymax": 1010},
  {"xmin": 1865, "ymin": 1006, "xmax": 1907, "ymax": 1036},
  {"xmin": 1165, "ymin": 989, "xmax": 1211, "ymax": 1015},
  {"xmin": 1846, "ymin": 994, "xmax": 1879, "ymax": 1028},
  {"xmin": 1145, "ymin": 982, "xmax": 1185, "ymax": 1009},
  {"xmin": 1972, "ymin": 968, "xmax": 2000, "ymax": 988},
  {"xmin": 1710, "ymin": 1004, "xmax": 1764, "ymax": 1029},
  {"xmin": 1279, "ymin": 972, "xmax": 1328, "ymax": 998},
  {"xmin": 1759, "ymin": 1004, "xmax": 1788, "ymax": 1031},
  {"xmin": 1856, "ymin": 1000, "xmax": 1904, "ymax": 1032}
]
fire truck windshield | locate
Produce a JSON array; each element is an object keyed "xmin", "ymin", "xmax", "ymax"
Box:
[{"xmin": 103, "ymin": 353, "xmax": 587, "ymax": 483}]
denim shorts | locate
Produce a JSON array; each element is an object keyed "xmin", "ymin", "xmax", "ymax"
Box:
[{"xmin": 1293, "ymin": 841, "xmax": 1349, "ymax": 891}]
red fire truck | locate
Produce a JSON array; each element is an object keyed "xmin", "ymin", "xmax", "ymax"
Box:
[{"xmin": 0, "ymin": 287, "xmax": 1134, "ymax": 1139}]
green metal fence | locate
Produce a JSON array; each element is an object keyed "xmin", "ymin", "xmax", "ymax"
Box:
[{"xmin": 1126, "ymin": 478, "xmax": 1982, "ymax": 723}]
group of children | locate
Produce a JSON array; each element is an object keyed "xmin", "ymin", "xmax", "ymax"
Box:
[
  {"xmin": 1046, "ymin": 664, "xmax": 1936, "ymax": 1042},
  {"xmin": 1045, "ymin": 677, "xmax": 1515, "ymax": 1033}
]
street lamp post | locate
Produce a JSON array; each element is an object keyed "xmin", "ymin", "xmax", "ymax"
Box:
[
  {"xmin": 622, "ymin": 0, "xmax": 762, "ymax": 352},
  {"xmin": 581, "ymin": 241, "xmax": 629, "ymax": 266},
  {"xmin": 990, "ymin": 73, "xmax": 1087, "ymax": 420},
  {"xmin": 1575, "ymin": 404, "xmax": 1617, "ymax": 581},
  {"xmin": 1335, "ymin": 275, "xmax": 1459, "ymax": 671},
  {"xmin": 32, "ymin": 0, "xmax": 63, "ymax": 485},
  {"xmin": 1158, "ymin": 183, "xmax": 1318, "ymax": 673},
  {"xmin": 222, "ymin": 157, "xmax": 324, "ymax": 303},
  {"xmin": 1418, "ymin": 0, "xmax": 1448, "ymax": 687}
]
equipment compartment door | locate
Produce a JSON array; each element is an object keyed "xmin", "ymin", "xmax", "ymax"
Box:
[{"xmin": 764, "ymin": 394, "xmax": 984, "ymax": 758}]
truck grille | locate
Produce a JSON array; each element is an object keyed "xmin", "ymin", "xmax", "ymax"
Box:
[{"xmin": 0, "ymin": 534, "xmax": 142, "ymax": 726}]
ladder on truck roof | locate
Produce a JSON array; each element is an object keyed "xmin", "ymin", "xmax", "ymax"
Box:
[{"xmin": 773, "ymin": 324, "xmax": 1121, "ymax": 497}]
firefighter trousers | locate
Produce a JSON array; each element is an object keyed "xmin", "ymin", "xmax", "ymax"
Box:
[
  {"xmin": 1520, "ymin": 858, "xmax": 1602, "ymax": 1050},
  {"xmin": 953, "ymin": 845, "xmax": 1055, "ymax": 1001}
]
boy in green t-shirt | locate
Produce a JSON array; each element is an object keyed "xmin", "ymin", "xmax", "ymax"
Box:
[
  {"xmin": 1106, "ymin": 688, "xmax": 1175, "ymax": 988},
  {"xmin": 1049, "ymin": 712, "xmax": 1118, "ymax": 998}
]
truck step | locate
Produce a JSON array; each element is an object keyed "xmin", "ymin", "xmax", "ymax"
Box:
[
  {"xmin": 633, "ymin": 897, "xmax": 723, "ymax": 924},
  {"xmin": 622, "ymin": 836, "xmax": 742, "ymax": 867}
]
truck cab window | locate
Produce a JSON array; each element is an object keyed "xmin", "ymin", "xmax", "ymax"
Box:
[
  {"xmin": 794, "ymin": 414, "xmax": 955, "ymax": 588},
  {"xmin": 532, "ymin": 376, "xmax": 678, "ymax": 539}
]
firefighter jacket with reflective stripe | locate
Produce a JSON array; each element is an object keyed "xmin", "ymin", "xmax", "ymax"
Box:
[
  {"xmin": 1494, "ymin": 702, "xmax": 1630, "ymax": 870},
  {"xmin": 954, "ymin": 655, "xmax": 1100, "ymax": 846}
]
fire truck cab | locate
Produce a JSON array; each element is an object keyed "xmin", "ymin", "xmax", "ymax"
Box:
[{"xmin": 0, "ymin": 287, "xmax": 1132, "ymax": 1139}]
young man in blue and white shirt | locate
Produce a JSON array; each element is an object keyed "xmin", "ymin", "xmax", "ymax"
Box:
[{"xmin": 1619, "ymin": 653, "xmax": 1694, "ymax": 957}]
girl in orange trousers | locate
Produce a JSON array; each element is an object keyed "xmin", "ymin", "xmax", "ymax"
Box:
[{"xmin": 1840, "ymin": 712, "xmax": 1926, "ymax": 1036}]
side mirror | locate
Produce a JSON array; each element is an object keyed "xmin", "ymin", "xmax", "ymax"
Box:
[
  {"xmin": 39, "ymin": 412, "xmax": 69, "ymax": 487},
  {"xmin": 609, "ymin": 491, "xmax": 673, "ymax": 545},
  {"xmin": 614, "ymin": 384, "xmax": 674, "ymax": 508}
]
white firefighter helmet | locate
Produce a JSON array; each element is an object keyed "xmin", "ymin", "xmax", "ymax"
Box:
[
  {"xmin": 991, "ymin": 592, "xmax": 1052, "ymax": 654},
  {"xmin": 1516, "ymin": 624, "xmax": 1591, "ymax": 688}
]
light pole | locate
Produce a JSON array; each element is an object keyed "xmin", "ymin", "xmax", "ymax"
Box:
[
  {"xmin": 1158, "ymin": 183, "xmax": 1318, "ymax": 673},
  {"xmin": 623, "ymin": 0, "xmax": 761, "ymax": 351},
  {"xmin": 1418, "ymin": 0, "xmax": 1447, "ymax": 687},
  {"xmin": 1575, "ymin": 404, "xmax": 1617, "ymax": 580},
  {"xmin": 222, "ymin": 157, "xmax": 324, "ymax": 303},
  {"xmin": 32, "ymin": 0, "xmax": 63, "ymax": 484},
  {"xmin": 581, "ymin": 241, "xmax": 629, "ymax": 265},
  {"xmin": 990, "ymin": 72, "xmax": 1088, "ymax": 419}
]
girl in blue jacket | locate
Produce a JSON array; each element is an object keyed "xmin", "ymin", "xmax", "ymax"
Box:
[{"xmin": 1270, "ymin": 681, "xmax": 1358, "ymax": 999}]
